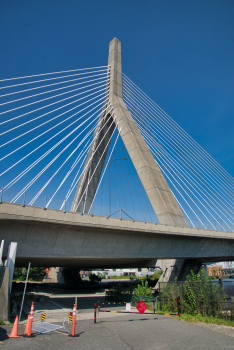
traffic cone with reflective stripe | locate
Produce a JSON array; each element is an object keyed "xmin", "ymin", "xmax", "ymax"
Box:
[
  {"xmin": 68, "ymin": 304, "xmax": 79, "ymax": 337},
  {"xmin": 8, "ymin": 315, "xmax": 20, "ymax": 338},
  {"xmin": 23, "ymin": 302, "xmax": 35, "ymax": 337}
]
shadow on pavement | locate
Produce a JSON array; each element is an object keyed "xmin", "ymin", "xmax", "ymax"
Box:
[
  {"xmin": 98, "ymin": 317, "xmax": 158, "ymax": 323},
  {"xmin": 0, "ymin": 326, "xmax": 9, "ymax": 341}
]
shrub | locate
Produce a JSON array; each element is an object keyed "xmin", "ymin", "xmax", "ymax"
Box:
[
  {"xmin": 88, "ymin": 273, "xmax": 101, "ymax": 283},
  {"xmin": 134, "ymin": 280, "xmax": 152, "ymax": 300}
]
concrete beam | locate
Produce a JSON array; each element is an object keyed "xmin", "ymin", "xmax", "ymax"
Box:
[{"xmin": 0, "ymin": 203, "xmax": 233, "ymax": 268}]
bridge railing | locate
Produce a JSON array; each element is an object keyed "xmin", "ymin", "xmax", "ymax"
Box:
[{"xmin": 1, "ymin": 188, "xmax": 233, "ymax": 233}]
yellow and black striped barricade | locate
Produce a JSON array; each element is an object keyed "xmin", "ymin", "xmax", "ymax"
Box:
[
  {"xmin": 96, "ymin": 300, "xmax": 157, "ymax": 322},
  {"xmin": 68, "ymin": 312, "xmax": 73, "ymax": 323},
  {"xmin": 41, "ymin": 312, "xmax": 46, "ymax": 322},
  {"xmin": 156, "ymin": 296, "xmax": 181, "ymax": 316}
]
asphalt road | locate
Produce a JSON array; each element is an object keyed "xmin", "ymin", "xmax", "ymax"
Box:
[{"xmin": 1, "ymin": 314, "xmax": 234, "ymax": 350}]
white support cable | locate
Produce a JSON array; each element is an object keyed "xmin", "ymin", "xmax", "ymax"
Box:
[
  {"xmin": 0, "ymin": 73, "xmax": 108, "ymax": 107},
  {"xmin": 170, "ymin": 188, "xmax": 195, "ymax": 228},
  {"xmin": 46, "ymin": 107, "xmax": 115, "ymax": 208},
  {"xmin": 0, "ymin": 83, "xmax": 108, "ymax": 136},
  {"xmin": 11, "ymin": 116, "xmax": 99, "ymax": 203},
  {"xmin": 0, "ymin": 77, "xmax": 109, "ymax": 119},
  {"xmin": 0, "ymin": 69, "xmax": 109, "ymax": 98},
  {"xmin": 123, "ymin": 74, "xmax": 234, "ymax": 187},
  {"xmin": 0, "ymin": 65, "xmax": 110, "ymax": 83},
  {"xmin": 0, "ymin": 91, "xmax": 108, "ymax": 156},
  {"xmin": 71, "ymin": 112, "xmax": 116, "ymax": 212},
  {"xmin": 29, "ymin": 126, "xmax": 98, "ymax": 206},
  {"xmin": 123, "ymin": 79, "xmax": 234, "ymax": 197},
  {"xmin": 137, "ymin": 122, "xmax": 234, "ymax": 227},
  {"xmin": 60, "ymin": 145, "xmax": 90, "ymax": 210},
  {"xmin": 88, "ymin": 128, "xmax": 121, "ymax": 215},
  {"xmin": 132, "ymin": 113, "xmax": 234, "ymax": 217},
  {"xmin": 124, "ymin": 91, "xmax": 234, "ymax": 211},
  {"xmin": 130, "ymin": 104, "xmax": 234, "ymax": 216},
  {"xmin": 3, "ymin": 106, "xmax": 103, "ymax": 189},
  {"xmin": 138, "ymin": 120, "xmax": 234, "ymax": 223},
  {"xmin": 137, "ymin": 124, "xmax": 231, "ymax": 231},
  {"xmin": 46, "ymin": 141, "xmax": 92, "ymax": 209},
  {"xmin": 137, "ymin": 124, "xmax": 217, "ymax": 229},
  {"xmin": 63, "ymin": 106, "xmax": 114, "ymax": 203},
  {"xmin": 123, "ymin": 75, "xmax": 234, "ymax": 189},
  {"xmin": 123, "ymin": 78, "xmax": 234, "ymax": 198},
  {"xmin": 0, "ymin": 93, "xmax": 107, "ymax": 165},
  {"xmin": 71, "ymin": 109, "xmax": 115, "ymax": 212}
]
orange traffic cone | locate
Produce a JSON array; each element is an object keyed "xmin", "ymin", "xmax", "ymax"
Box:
[
  {"xmin": 23, "ymin": 316, "xmax": 30, "ymax": 335},
  {"xmin": 23, "ymin": 302, "xmax": 35, "ymax": 338},
  {"xmin": 68, "ymin": 304, "xmax": 79, "ymax": 337},
  {"xmin": 8, "ymin": 315, "xmax": 20, "ymax": 338}
]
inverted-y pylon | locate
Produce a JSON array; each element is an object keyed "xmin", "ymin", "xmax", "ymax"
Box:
[{"xmin": 72, "ymin": 38, "xmax": 189, "ymax": 227}]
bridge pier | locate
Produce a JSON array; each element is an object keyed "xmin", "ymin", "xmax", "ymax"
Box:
[
  {"xmin": 156, "ymin": 258, "xmax": 202, "ymax": 283},
  {"xmin": 0, "ymin": 267, "xmax": 10, "ymax": 322}
]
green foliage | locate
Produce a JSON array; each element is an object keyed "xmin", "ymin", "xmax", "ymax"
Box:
[
  {"xmin": 134, "ymin": 280, "xmax": 152, "ymax": 301},
  {"xmin": 0, "ymin": 319, "xmax": 5, "ymax": 325},
  {"xmin": 184, "ymin": 283, "xmax": 196, "ymax": 315},
  {"xmin": 151, "ymin": 270, "xmax": 163, "ymax": 280},
  {"xmin": 88, "ymin": 273, "xmax": 101, "ymax": 283},
  {"xmin": 159, "ymin": 268, "xmax": 226, "ymax": 318},
  {"xmin": 173, "ymin": 313, "xmax": 234, "ymax": 327},
  {"xmin": 13, "ymin": 267, "xmax": 46, "ymax": 281}
]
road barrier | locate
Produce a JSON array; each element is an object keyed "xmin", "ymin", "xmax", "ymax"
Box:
[
  {"xmin": 41, "ymin": 312, "xmax": 46, "ymax": 322},
  {"xmin": 68, "ymin": 312, "xmax": 73, "ymax": 323},
  {"xmin": 94, "ymin": 296, "xmax": 181, "ymax": 321}
]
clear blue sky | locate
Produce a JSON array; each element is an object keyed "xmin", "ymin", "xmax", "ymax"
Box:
[
  {"xmin": 0, "ymin": 0, "xmax": 233, "ymax": 221},
  {"xmin": 0, "ymin": 0, "xmax": 233, "ymax": 176}
]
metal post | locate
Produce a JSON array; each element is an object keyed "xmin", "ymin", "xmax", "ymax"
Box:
[
  {"xmin": 94, "ymin": 302, "xmax": 97, "ymax": 323},
  {"xmin": 177, "ymin": 296, "xmax": 181, "ymax": 316},
  {"xmin": 22, "ymin": 191, "xmax": 26, "ymax": 207},
  {"xmin": 19, "ymin": 262, "xmax": 31, "ymax": 322},
  {"xmin": 0, "ymin": 187, "xmax": 3, "ymax": 204},
  {"xmin": 63, "ymin": 198, "xmax": 66, "ymax": 213},
  {"xmin": 44, "ymin": 195, "xmax": 47, "ymax": 210},
  {"xmin": 108, "ymin": 164, "xmax": 111, "ymax": 216}
]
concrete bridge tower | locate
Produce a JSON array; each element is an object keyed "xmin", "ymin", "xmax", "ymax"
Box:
[{"xmin": 71, "ymin": 38, "xmax": 199, "ymax": 281}]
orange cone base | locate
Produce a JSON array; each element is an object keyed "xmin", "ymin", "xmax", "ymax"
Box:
[
  {"xmin": 8, "ymin": 335, "xmax": 20, "ymax": 338},
  {"xmin": 23, "ymin": 334, "xmax": 35, "ymax": 337},
  {"xmin": 68, "ymin": 334, "xmax": 79, "ymax": 337}
]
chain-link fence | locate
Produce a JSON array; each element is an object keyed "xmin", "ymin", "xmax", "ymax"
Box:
[{"xmin": 158, "ymin": 280, "xmax": 234, "ymax": 319}]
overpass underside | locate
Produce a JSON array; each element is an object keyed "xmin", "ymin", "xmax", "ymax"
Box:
[{"xmin": 1, "ymin": 203, "xmax": 233, "ymax": 268}]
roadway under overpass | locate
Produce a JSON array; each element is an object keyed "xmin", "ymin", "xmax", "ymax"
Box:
[{"xmin": 0, "ymin": 202, "xmax": 234, "ymax": 268}]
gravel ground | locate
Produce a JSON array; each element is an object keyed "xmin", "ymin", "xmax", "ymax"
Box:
[{"xmin": 196, "ymin": 322, "xmax": 234, "ymax": 338}]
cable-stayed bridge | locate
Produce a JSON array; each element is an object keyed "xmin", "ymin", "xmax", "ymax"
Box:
[{"xmin": 0, "ymin": 38, "xmax": 233, "ymax": 280}]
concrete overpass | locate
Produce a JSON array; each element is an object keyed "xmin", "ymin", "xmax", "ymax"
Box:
[{"xmin": 1, "ymin": 202, "xmax": 234, "ymax": 268}]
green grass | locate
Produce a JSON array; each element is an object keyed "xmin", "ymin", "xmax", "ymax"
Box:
[
  {"xmin": 0, "ymin": 319, "xmax": 5, "ymax": 325},
  {"xmin": 172, "ymin": 313, "xmax": 234, "ymax": 327}
]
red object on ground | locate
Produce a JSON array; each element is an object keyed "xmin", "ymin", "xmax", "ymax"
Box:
[
  {"xmin": 45, "ymin": 268, "xmax": 49, "ymax": 276},
  {"xmin": 136, "ymin": 300, "xmax": 148, "ymax": 314}
]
